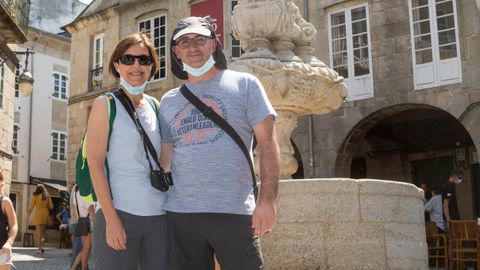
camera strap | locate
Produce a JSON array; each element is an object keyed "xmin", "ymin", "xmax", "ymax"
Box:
[
  {"xmin": 113, "ymin": 89, "xmax": 163, "ymax": 173},
  {"xmin": 179, "ymin": 84, "xmax": 258, "ymax": 201}
]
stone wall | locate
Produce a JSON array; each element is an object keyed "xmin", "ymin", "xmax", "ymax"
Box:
[{"xmin": 262, "ymin": 179, "xmax": 428, "ymax": 269}]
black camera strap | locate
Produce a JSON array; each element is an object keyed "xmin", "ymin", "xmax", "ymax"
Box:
[
  {"xmin": 179, "ymin": 84, "xmax": 258, "ymax": 200},
  {"xmin": 113, "ymin": 89, "xmax": 163, "ymax": 173}
]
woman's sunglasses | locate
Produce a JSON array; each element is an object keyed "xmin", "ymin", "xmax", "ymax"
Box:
[{"xmin": 118, "ymin": 54, "xmax": 153, "ymax": 66}]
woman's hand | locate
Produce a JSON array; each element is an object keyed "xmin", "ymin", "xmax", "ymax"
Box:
[
  {"xmin": 105, "ymin": 215, "xmax": 127, "ymax": 251},
  {"xmin": 1, "ymin": 242, "xmax": 12, "ymax": 254}
]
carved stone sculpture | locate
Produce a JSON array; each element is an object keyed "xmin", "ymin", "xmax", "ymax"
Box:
[{"xmin": 231, "ymin": 0, "xmax": 348, "ymax": 179}]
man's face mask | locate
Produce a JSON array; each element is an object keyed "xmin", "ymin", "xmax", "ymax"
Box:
[{"xmin": 455, "ymin": 176, "xmax": 463, "ymax": 184}]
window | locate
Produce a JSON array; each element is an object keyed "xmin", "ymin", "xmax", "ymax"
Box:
[
  {"xmin": 12, "ymin": 124, "xmax": 19, "ymax": 154},
  {"xmin": 139, "ymin": 15, "xmax": 167, "ymax": 80},
  {"xmin": 90, "ymin": 33, "xmax": 104, "ymax": 92},
  {"xmin": 409, "ymin": 0, "xmax": 461, "ymax": 89},
  {"xmin": 14, "ymin": 64, "xmax": 20, "ymax": 98},
  {"xmin": 0, "ymin": 62, "xmax": 4, "ymax": 109},
  {"xmin": 52, "ymin": 73, "xmax": 68, "ymax": 100},
  {"xmin": 230, "ymin": 0, "xmax": 244, "ymax": 58},
  {"xmin": 329, "ymin": 4, "xmax": 373, "ymax": 101},
  {"xmin": 51, "ymin": 131, "xmax": 67, "ymax": 161}
]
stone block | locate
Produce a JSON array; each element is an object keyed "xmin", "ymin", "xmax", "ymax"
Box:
[
  {"xmin": 360, "ymin": 194, "xmax": 424, "ymax": 223},
  {"xmin": 385, "ymin": 223, "xmax": 428, "ymax": 269},
  {"xmin": 263, "ymin": 223, "xmax": 326, "ymax": 270},
  {"xmin": 324, "ymin": 223, "xmax": 386, "ymax": 270},
  {"xmin": 359, "ymin": 179, "xmax": 422, "ymax": 197}
]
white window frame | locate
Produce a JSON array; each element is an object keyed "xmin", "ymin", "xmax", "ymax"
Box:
[
  {"xmin": 328, "ymin": 3, "xmax": 374, "ymax": 101},
  {"xmin": 51, "ymin": 131, "xmax": 67, "ymax": 161},
  {"xmin": 93, "ymin": 33, "xmax": 104, "ymax": 69},
  {"xmin": 52, "ymin": 72, "xmax": 68, "ymax": 100},
  {"xmin": 138, "ymin": 14, "xmax": 167, "ymax": 81},
  {"xmin": 230, "ymin": 0, "xmax": 244, "ymax": 59},
  {"xmin": 12, "ymin": 124, "xmax": 19, "ymax": 154},
  {"xmin": 408, "ymin": 0, "xmax": 462, "ymax": 90}
]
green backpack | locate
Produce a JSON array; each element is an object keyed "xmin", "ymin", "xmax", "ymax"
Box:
[{"xmin": 75, "ymin": 91, "xmax": 159, "ymax": 203}]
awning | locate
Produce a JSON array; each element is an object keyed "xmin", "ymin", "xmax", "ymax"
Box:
[{"xmin": 30, "ymin": 177, "xmax": 67, "ymax": 192}]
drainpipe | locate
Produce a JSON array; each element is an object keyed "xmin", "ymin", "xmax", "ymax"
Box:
[{"xmin": 303, "ymin": 0, "xmax": 316, "ymax": 178}]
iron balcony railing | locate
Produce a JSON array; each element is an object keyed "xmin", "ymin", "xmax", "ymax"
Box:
[
  {"xmin": 0, "ymin": 0, "xmax": 31, "ymax": 36},
  {"xmin": 90, "ymin": 67, "xmax": 103, "ymax": 92}
]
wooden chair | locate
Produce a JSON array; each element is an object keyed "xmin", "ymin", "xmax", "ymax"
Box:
[
  {"xmin": 449, "ymin": 220, "xmax": 480, "ymax": 270},
  {"xmin": 425, "ymin": 221, "xmax": 448, "ymax": 269}
]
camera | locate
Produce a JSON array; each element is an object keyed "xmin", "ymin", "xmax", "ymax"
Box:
[{"xmin": 150, "ymin": 169, "xmax": 173, "ymax": 192}]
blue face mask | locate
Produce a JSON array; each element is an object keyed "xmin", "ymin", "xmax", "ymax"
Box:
[
  {"xmin": 455, "ymin": 177, "xmax": 463, "ymax": 184},
  {"xmin": 119, "ymin": 76, "xmax": 147, "ymax": 95},
  {"xmin": 183, "ymin": 55, "xmax": 215, "ymax": 77}
]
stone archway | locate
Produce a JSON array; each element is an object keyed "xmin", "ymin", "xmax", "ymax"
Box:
[{"xmin": 335, "ymin": 103, "xmax": 476, "ymax": 179}]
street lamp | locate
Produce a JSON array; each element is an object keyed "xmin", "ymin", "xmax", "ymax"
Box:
[
  {"xmin": 16, "ymin": 49, "xmax": 35, "ymax": 96},
  {"xmin": 0, "ymin": 49, "xmax": 35, "ymax": 96}
]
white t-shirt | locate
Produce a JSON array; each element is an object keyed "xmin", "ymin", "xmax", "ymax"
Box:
[{"xmin": 74, "ymin": 189, "xmax": 93, "ymax": 218}]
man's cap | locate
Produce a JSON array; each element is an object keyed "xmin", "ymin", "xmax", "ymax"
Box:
[
  {"xmin": 172, "ymin": 17, "xmax": 213, "ymax": 41},
  {"xmin": 170, "ymin": 16, "xmax": 227, "ymax": 80}
]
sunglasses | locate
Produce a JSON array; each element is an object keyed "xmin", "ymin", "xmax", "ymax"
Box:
[
  {"xmin": 118, "ymin": 54, "xmax": 153, "ymax": 66},
  {"xmin": 176, "ymin": 36, "xmax": 210, "ymax": 49}
]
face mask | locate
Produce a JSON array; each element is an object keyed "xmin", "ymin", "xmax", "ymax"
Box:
[
  {"xmin": 183, "ymin": 55, "xmax": 215, "ymax": 77},
  {"xmin": 455, "ymin": 177, "xmax": 463, "ymax": 184},
  {"xmin": 119, "ymin": 76, "xmax": 147, "ymax": 95}
]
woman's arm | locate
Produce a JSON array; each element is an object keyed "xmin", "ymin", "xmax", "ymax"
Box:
[
  {"xmin": 86, "ymin": 96, "xmax": 126, "ymax": 250},
  {"xmin": 2, "ymin": 198, "xmax": 18, "ymax": 253}
]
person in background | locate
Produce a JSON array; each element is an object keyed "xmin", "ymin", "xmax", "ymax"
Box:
[
  {"xmin": 442, "ymin": 167, "xmax": 463, "ymax": 223},
  {"xmin": 419, "ymin": 181, "xmax": 431, "ymax": 222},
  {"xmin": 71, "ymin": 186, "xmax": 95, "ymax": 270},
  {"xmin": 88, "ymin": 33, "xmax": 168, "ymax": 270},
  {"xmin": 160, "ymin": 17, "xmax": 280, "ymax": 270},
  {"xmin": 56, "ymin": 205, "xmax": 70, "ymax": 231},
  {"xmin": 26, "ymin": 184, "xmax": 53, "ymax": 254},
  {"xmin": 424, "ymin": 187, "xmax": 445, "ymax": 233},
  {"xmin": 69, "ymin": 184, "xmax": 89, "ymax": 270},
  {"xmin": 0, "ymin": 171, "xmax": 18, "ymax": 270}
]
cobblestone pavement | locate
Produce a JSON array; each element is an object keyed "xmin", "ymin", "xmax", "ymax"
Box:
[{"xmin": 12, "ymin": 247, "xmax": 72, "ymax": 270}]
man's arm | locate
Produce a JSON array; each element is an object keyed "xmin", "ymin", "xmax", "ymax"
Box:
[
  {"xmin": 443, "ymin": 198, "xmax": 451, "ymax": 221},
  {"xmin": 251, "ymin": 115, "xmax": 280, "ymax": 236}
]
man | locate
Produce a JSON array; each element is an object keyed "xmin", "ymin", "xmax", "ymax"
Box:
[
  {"xmin": 442, "ymin": 167, "xmax": 463, "ymax": 223},
  {"xmin": 424, "ymin": 187, "xmax": 445, "ymax": 233},
  {"xmin": 159, "ymin": 16, "xmax": 280, "ymax": 270}
]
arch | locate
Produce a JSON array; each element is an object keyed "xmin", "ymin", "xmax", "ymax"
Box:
[{"xmin": 335, "ymin": 103, "xmax": 477, "ymax": 178}]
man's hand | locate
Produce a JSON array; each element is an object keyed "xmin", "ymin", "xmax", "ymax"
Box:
[{"xmin": 252, "ymin": 201, "xmax": 277, "ymax": 236}]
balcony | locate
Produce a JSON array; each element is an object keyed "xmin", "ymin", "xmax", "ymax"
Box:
[
  {"xmin": 89, "ymin": 67, "xmax": 103, "ymax": 92},
  {"xmin": 0, "ymin": 0, "xmax": 30, "ymax": 43}
]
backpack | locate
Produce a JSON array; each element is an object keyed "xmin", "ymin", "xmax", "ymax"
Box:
[{"xmin": 75, "ymin": 91, "xmax": 159, "ymax": 203}]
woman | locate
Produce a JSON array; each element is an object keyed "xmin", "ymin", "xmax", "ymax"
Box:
[
  {"xmin": 88, "ymin": 33, "xmax": 168, "ymax": 270},
  {"xmin": 71, "ymin": 185, "xmax": 94, "ymax": 270},
  {"xmin": 0, "ymin": 171, "xmax": 18, "ymax": 270},
  {"xmin": 27, "ymin": 184, "xmax": 53, "ymax": 253}
]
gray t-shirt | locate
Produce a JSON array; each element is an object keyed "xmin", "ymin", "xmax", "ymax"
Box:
[{"xmin": 159, "ymin": 69, "xmax": 276, "ymax": 215}]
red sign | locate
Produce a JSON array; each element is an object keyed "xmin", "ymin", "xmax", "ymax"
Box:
[{"xmin": 191, "ymin": 0, "xmax": 224, "ymax": 46}]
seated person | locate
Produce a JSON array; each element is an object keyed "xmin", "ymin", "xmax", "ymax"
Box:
[{"xmin": 424, "ymin": 187, "xmax": 445, "ymax": 233}]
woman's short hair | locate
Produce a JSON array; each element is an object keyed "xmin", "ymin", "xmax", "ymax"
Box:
[
  {"xmin": 109, "ymin": 33, "xmax": 159, "ymax": 80},
  {"xmin": 0, "ymin": 171, "xmax": 3, "ymax": 181}
]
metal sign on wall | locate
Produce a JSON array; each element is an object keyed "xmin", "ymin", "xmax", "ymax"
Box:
[{"xmin": 191, "ymin": 0, "xmax": 224, "ymax": 46}]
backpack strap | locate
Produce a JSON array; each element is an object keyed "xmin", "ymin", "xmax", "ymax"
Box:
[{"xmin": 144, "ymin": 94, "xmax": 159, "ymax": 115}]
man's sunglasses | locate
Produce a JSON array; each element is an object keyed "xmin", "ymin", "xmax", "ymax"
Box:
[
  {"xmin": 118, "ymin": 54, "xmax": 153, "ymax": 66},
  {"xmin": 176, "ymin": 36, "xmax": 210, "ymax": 49}
]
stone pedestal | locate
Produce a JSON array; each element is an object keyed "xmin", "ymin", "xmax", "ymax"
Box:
[{"xmin": 261, "ymin": 179, "xmax": 428, "ymax": 269}]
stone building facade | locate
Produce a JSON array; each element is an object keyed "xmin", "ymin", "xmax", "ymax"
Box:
[
  {"xmin": 11, "ymin": 27, "xmax": 72, "ymax": 243},
  {"xmin": 291, "ymin": 0, "xmax": 480, "ymax": 219},
  {"xmin": 66, "ymin": 0, "xmax": 480, "ymax": 219},
  {"xmin": 0, "ymin": 0, "xmax": 31, "ymax": 195}
]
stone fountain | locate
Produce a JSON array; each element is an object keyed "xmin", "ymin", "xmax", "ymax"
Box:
[{"xmin": 230, "ymin": 1, "xmax": 428, "ymax": 269}]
